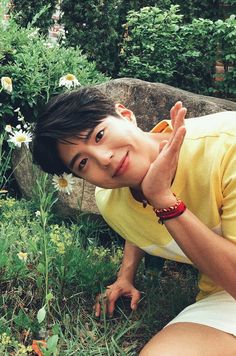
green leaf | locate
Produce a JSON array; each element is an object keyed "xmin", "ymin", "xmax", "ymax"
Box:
[
  {"xmin": 37, "ymin": 306, "xmax": 46, "ymax": 324},
  {"xmin": 46, "ymin": 292, "xmax": 54, "ymax": 302},
  {"xmin": 37, "ymin": 262, "xmax": 45, "ymax": 273},
  {"xmin": 47, "ymin": 335, "xmax": 59, "ymax": 351}
]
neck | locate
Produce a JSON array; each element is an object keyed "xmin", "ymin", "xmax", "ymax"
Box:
[{"xmin": 129, "ymin": 186, "xmax": 145, "ymax": 203}]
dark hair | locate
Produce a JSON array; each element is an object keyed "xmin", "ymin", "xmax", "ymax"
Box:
[{"xmin": 32, "ymin": 86, "xmax": 119, "ymax": 175}]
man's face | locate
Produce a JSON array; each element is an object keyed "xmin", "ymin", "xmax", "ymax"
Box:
[{"xmin": 57, "ymin": 111, "xmax": 158, "ymax": 189}]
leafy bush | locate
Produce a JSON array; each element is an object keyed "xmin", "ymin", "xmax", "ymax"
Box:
[
  {"xmin": 61, "ymin": 0, "xmax": 174, "ymax": 77},
  {"xmin": 0, "ymin": 19, "xmax": 108, "ymax": 131},
  {"xmin": 61, "ymin": 0, "xmax": 123, "ymax": 76},
  {"xmin": 176, "ymin": 18, "xmax": 216, "ymax": 94},
  {"xmin": 212, "ymin": 16, "xmax": 236, "ymax": 97},
  {"xmin": 120, "ymin": 5, "xmax": 184, "ymax": 83},
  {"xmin": 169, "ymin": 0, "xmax": 221, "ymax": 22},
  {"xmin": 119, "ymin": 6, "xmax": 236, "ymax": 97},
  {"xmin": 6, "ymin": 1, "xmax": 236, "ymax": 80},
  {"xmin": 10, "ymin": 0, "xmax": 57, "ymax": 35},
  {"xmin": 60, "ymin": 0, "xmax": 236, "ymax": 78}
]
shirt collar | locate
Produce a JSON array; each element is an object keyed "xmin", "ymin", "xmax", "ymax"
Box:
[{"xmin": 151, "ymin": 119, "xmax": 172, "ymax": 133}]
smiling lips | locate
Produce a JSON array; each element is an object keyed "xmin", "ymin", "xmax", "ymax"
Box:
[{"xmin": 113, "ymin": 152, "xmax": 129, "ymax": 177}]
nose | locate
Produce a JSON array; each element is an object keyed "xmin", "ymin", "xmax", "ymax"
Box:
[{"xmin": 93, "ymin": 147, "xmax": 113, "ymax": 167}]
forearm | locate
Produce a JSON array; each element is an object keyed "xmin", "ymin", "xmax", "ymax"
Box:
[
  {"xmin": 163, "ymin": 208, "xmax": 236, "ymax": 298},
  {"xmin": 117, "ymin": 241, "xmax": 145, "ymax": 282}
]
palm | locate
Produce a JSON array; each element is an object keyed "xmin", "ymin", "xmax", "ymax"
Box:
[{"xmin": 141, "ymin": 102, "xmax": 187, "ymax": 203}]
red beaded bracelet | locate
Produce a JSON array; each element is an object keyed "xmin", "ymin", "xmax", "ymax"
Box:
[{"xmin": 153, "ymin": 198, "xmax": 186, "ymax": 224}]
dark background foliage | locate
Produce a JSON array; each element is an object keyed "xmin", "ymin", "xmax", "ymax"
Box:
[
  {"xmin": 10, "ymin": 0, "xmax": 58, "ymax": 35},
  {"xmin": 7, "ymin": 1, "xmax": 236, "ymax": 97}
]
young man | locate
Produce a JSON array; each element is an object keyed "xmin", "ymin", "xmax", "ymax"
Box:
[{"xmin": 33, "ymin": 87, "xmax": 236, "ymax": 355}]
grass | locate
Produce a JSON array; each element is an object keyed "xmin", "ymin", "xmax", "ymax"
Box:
[{"xmin": 0, "ymin": 190, "xmax": 198, "ymax": 355}]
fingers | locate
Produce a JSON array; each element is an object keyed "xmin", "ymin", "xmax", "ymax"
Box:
[
  {"xmin": 172, "ymin": 107, "xmax": 186, "ymax": 134},
  {"xmin": 169, "ymin": 125, "xmax": 186, "ymax": 155},
  {"xmin": 170, "ymin": 102, "xmax": 187, "ymax": 135},
  {"xmin": 159, "ymin": 140, "xmax": 168, "ymax": 153},
  {"xmin": 158, "ymin": 124, "xmax": 186, "ymax": 162},
  {"xmin": 130, "ymin": 289, "xmax": 141, "ymax": 311},
  {"xmin": 170, "ymin": 101, "xmax": 186, "ymax": 120},
  {"xmin": 94, "ymin": 288, "xmax": 120, "ymax": 317},
  {"xmin": 107, "ymin": 291, "xmax": 118, "ymax": 316},
  {"xmin": 170, "ymin": 101, "xmax": 182, "ymax": 121},
  {"xmin": 94, "ymin": 286, "xmax": 141, "ymax": 317},
  {"xmin": 168, "ymin": 104, "xmax": 187, "ymax": 150},
  {"xmin": 94, "ymin": 293, "xmax": 103, "ymax": 317}
]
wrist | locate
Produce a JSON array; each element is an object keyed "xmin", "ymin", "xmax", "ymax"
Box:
[
  {"xmin": 117, "ymin": 264, "xmax": 137, "ymax": 282},
  {"xmin": 153, "ymin": 196, "xmax": 186, "ymax": 224},
  {"xmin": 149, "ymin": 191, "xmax": 177, "ymax": 209},
  {"xmin": 117, "ymin": 272, "xmax": 135, "ymax": 283}
]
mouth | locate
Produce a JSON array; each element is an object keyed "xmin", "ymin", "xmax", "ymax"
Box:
[{"xmin": 113, "ymin": 152, "xmax": 129, "ymax": 177}]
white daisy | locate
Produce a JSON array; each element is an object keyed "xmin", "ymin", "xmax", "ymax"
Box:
[
  {"xmin": 52, "ymin": 173, "xmax": 75, "ymax": 195},
  {"xmin": 5, "ymin": 124, "xmax": 12, "ymax": 133},
  {"xmin": 17, "ymin": 252, "xmax": 28, "ymax": 262},
  {"xmin": 59, "ymin": 74, "xmax": 81, "ymax": 89},
  {"xmin": 35, "ymin": 210, "xmax": 41, "ymax": 217},
  {"xmin": 1, "ymin": 76, "xmax": 13, "ymax": 93},
  {"xmin": 8, "ymin": 129, "xmax": 32, "ymax": 148}
]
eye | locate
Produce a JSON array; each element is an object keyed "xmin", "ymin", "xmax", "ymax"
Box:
[
  {"xmin": 78, "ymin": 158, "xmax": 88, "ymax": 171},
  {"xmin": 95, "ymin": 129, "xmax": 104, "ymax": 143}
]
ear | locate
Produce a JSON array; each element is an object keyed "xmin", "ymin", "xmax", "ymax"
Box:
[{"xmin": 115, "ymin": 103, "xmax": 137, "ymax": 125}]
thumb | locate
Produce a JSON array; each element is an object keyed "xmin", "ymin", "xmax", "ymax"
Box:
[
  {"xmin": 159, "ymin": 140, "xmax": 168, "ymax": 153},
  {"xmin": 130, "ymin": 290, "xmax": 141, "ymax": 311}
]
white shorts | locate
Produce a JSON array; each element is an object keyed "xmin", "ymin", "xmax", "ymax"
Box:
[{"xmin": 166, "ymin": 290, "xmax": 236, "ymax": 336}]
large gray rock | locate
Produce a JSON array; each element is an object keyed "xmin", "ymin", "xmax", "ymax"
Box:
[
  {"xmin": 12, "ymin": 78, "xmax": 236, "ymax": 217},
  {"xmin": 97, "ymin": 78, "xmax": 236, "ymax": 131},
  {"xmin": 12, "ymin": 145, "xmax": 96, "ymax": 217}
]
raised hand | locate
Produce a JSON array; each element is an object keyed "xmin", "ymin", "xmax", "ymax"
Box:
[
  {"xmin": 141, "ymin": 101, "xmax": 187, "ymax": 208},
  {"xmin": 94, "ymin": 278, "xmax": 141, "ymax": 317}
]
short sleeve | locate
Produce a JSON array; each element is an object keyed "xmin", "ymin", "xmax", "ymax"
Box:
[{"xmin": 221, "ymin": 138, "xmax": 236, "ymax": 244}]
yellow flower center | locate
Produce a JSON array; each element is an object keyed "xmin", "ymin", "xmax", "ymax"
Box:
[
  {"xmin": 18, "ymin": 252, "xmax": 28, "ymax": 261},
  {"xmin": 58, "ymin": 178, "xmax": 68, "ymax": 188},
  {"xmin": 16, "ymin": 135, "xmax": 27, "ymax": 143},
  {"xmin": 65, "ymin": 74, "xmax": 75, "ymax": 81},
  {"xmin": 4, "ymin": 77, "xmax": 12, "ymax": 85}
]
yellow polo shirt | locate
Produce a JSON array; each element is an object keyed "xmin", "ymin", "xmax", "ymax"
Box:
[{"xmin": 95, "ymin": 111, "xmax": 236, "ymax": 300}]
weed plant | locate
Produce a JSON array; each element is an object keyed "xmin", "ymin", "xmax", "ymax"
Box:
[
  {"xmin": 0, "ymin": 179, "xmax": 198, "ymax": 354},
  {"xmin": 0, "ymin": 131, "xmax": 13, "ymax": 191}
]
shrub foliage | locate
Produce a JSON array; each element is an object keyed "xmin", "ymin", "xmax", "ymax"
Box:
[
  {"xmin": 6, "ymin": 1, "xmax": 236, "ymax": 97},
  {"xmin": 10, "ymin": 0, "xmax": 57, "ymax": 35},
  {"xmin": 0, "ymin": 19, "xmax": 107, "ymax": 131},
  {"xmin": 119, "ymin": 6, "xmax": 236, "ymax": 97}
]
